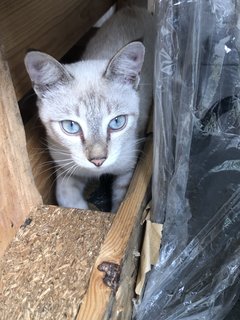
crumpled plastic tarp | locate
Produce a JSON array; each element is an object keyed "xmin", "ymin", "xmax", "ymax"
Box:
[{"xmin": 134, "ymin": 0, "xmax": 240, "ymax": 319}]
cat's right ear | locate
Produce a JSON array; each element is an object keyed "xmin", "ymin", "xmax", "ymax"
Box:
[
  {"xmin": 24, "ymin": 51, "xmax": 72, "ymax": 97},
  {"xmin": 104, "ymin": 41, "xmax": 145, "ymax": 90}
]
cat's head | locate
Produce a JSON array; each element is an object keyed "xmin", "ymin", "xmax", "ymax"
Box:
[{"xmin": 24, "ymin": 42, "xmax": 145, "ymax": 174}]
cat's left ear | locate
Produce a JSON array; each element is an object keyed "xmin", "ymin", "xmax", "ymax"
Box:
[
  {"xmin": 104, "ymin": 41, "xmax": 145, "ymax": 89},
  {"xmin": 24, "ymin": 51, "xmax": 72, "ymax": 97}
]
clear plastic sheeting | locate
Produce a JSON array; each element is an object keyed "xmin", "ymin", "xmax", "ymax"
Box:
[{"xmin": 134, "ymin": 0, "xmax": 240, "ymax": 319}]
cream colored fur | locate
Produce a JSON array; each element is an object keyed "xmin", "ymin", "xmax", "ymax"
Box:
[{"xmin": 24, "ymin": 7, "xmax": 154, "ymax": 212}]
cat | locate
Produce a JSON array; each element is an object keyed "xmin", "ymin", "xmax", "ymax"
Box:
[{"xmin": 24, "ymin": 6, "xmax": 154, "ymax": 212}]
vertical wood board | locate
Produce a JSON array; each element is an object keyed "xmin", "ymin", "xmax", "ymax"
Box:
[{"xmin": 0, "ymin": 47, "xmax": 42, "ymax": 257}]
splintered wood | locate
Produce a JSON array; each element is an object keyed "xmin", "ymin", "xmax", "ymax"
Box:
[{"xmin": 0, "ymin": 206, "xmax": 114, "ymax": 320}]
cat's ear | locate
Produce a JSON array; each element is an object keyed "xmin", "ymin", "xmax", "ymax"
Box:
[
  {"xmin": 24, "ymin": 51, "xmax": 72, "ymax": 96},
  {"xmin": 104, "ymin": 41, "xmax": 145, "ymax": 89}
]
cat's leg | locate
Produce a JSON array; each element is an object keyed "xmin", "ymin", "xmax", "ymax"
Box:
[
  {"xmin": 56, "ymin": 173, "xmax": 88, "ymax": 209},
  {"xmin": 112, "ymin": 171, "xmax": 133, "ymax": 212}
]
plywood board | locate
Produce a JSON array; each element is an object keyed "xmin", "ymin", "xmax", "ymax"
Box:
[{"xmin": 0, "ymin": 0, "xmax": 115, "ymax": 99}]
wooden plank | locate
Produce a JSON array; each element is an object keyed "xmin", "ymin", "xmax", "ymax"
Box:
[
  {"xmin": 110, "ymin": 194, "xmax": 149, "ymax": 319},
  {"xmin": 0, "ymin": 0, "xmax": 115, "ymax": 100},
  {"xmin": 77, "ymin": 136, "xmax": 153, "ymax": 320},
  {"xmin": 0, "ymin": 47, "xmax": 42, "ymax": 258},
  {"xmin": 0, "ymin": 206, "xmax": 114, "ymax": 319}
]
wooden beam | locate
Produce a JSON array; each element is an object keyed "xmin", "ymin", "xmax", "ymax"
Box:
[
  {"xmin": 0, "ymin": 0, "xmax": 115, "ymax": 100},
  {"xmin": 0, "ymin": 47, "xmax": 42, "ymax": 257},
  {"xmin": 77, "ymin": 137, "xmax": 153, "ymax": 319}
]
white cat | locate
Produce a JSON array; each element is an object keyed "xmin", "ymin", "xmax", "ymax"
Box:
[{"xmin": 24, "ymin": 7, "xmax": 154, "ymax": 212}]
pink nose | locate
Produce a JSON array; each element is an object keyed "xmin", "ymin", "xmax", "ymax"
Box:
[{"xmin": 90, "ymin": 157, "xmax": 106, "ymax": 167}]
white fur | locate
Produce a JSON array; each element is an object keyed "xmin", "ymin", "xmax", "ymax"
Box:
[{"xmin": 24, "ymin": 7, "xmax": 154, "ymax": 212}]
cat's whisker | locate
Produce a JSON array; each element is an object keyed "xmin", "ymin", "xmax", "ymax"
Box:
[
  {"xmin": 35, "ymin": 164, "xmax": 57, "ymax": 178},
  {"xmin": 39, "ymin": 157, "xmax": 71, "ymax": 167},
  {"xmin": 48, "ymin": 147, "xmax": 71, "ymax": 155},
  {"xmin": 54, "ymin": 169, "xmax": 69, "ymax": 187},
  {"xmin": 55, "ymin": 160, "xmax": 77, "ymax": 184},
  {"xmin": 40, "ymin": 141, "xmax": 71, "ymax": 156},
  {"xmin": 36, "ymin": 158, "xmax": 74, "ymax": 178},
  {"xmin": 50, "ymin": 149, "xmax": 72, "ymax": 156},
  {"xmin": 64, "ymin": 164, "xmax": 79, "ymax": 186},
  {"xmin": 36, "ymin": 161, "xmax": 55, "ymax": 171},
  {"xmin": 42, "ymin": 160, "xmax": 81, "ymax": 194},
  {"xmin": 29, "ymin": 149, "xmax": 49, "ymax": 156},
  {"xmin": 58, "ymin": 163, "xmax": 78, "ymax": 183}
]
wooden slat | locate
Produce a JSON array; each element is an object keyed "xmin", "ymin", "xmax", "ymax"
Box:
[
  {"xmin": 77, "ymin": 137, "xmax": 153, "ymax": 319},
  {"xmin": 0, "ymin": 0, "xmax": 115, "ymax": 100},
  {"xmin": 0, "ymin": 47, "xmax": 42, "ymax": 258}
]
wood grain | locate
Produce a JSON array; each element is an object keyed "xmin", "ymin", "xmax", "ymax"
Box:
[
  {"xmin": 0, "ymin": 47, "xmax": 42, "ymax": 258},
  {"xmin": 77, "ymin": 137, "xmax": 153, "ymax": 320},
  {"xmin": 0, "ymin": 0, "xmax": 115, "ymax": 100}
]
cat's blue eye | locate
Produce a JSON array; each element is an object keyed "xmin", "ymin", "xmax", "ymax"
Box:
[
  {"xmin": 61, "ymin": 120, "xmax": 81, "ymax": 134},
  {"xmin": 108, "ymin": 115, "xmax": 127, "ymax": 131}
]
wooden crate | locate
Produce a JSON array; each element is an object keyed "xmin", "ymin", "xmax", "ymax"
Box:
[{"xmin": 0, "ymin": 1, "xmax": 152, "ymax": 319}]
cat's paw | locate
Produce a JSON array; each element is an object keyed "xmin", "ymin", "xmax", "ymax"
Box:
[
  {"xmin": 73, "ymin": 200, "xmax": 89, "ymax": 210},
  {"xmin": 111, "ymin": 201, "xmax": 121, "ymax": 213},
  {"xmin": 57, "ymin": 197, "xmax": 89, "ymax": 210},
  {"xmin": 56, "ymin": 176, "xmax": 88, "ymax": 210}
]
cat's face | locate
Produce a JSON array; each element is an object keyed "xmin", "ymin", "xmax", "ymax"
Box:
[{"xmin": 24, "ymin": 42, "xmax": 145, "ymax": 175}]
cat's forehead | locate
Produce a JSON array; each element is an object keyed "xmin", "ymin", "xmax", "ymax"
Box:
[
  {"xmin": 54, "ymin": 60, "xmax": 138, "ymax": 120},
  {"xmin": 66, "ymin": 60, "xmax": 106, "ymax": 87},
  {"xmin": 77, "ymin": 89, "xmax": 111, "ymax": 115}
]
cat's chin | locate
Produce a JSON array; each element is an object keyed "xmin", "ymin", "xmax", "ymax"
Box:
[
  {"xmin": 64, "ymin": 162, "xmax": 106, "ymax": 178},
  {"xmin": 70, "ymin": 160, "xmax": 129, "ymax": 178}
]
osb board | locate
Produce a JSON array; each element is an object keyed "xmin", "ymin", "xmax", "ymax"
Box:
[
  {"xmin": 0, "ymin": 206, "xmax": 114, "ymax": 320},
  {"xmin": 0, "ymin": 0, "xmax": 115, "ymax": 100}
]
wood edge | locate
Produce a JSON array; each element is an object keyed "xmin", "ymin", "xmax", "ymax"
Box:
[
  {"xmin": 109, "ymin": 186, "xmax": 151, "ymax": 319},
  {"xmin": 0, "ymin": 46, "xmax": 42, "ymax": 258},
  {"xmin": 76, "ymin": 138, "xmax": 153, "ymax": 320}
]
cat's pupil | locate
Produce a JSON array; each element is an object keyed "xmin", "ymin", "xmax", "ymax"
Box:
[
  {"xmin": 108, "ymin": 115, "xmax": 126, "ymax": 130},
  {"xmin": 61, "ymin": 120, "xmax": 81, "ymax": 134}
]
